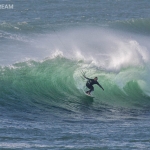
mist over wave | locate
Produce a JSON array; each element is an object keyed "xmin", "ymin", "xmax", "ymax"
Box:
[{"xmin": 1, "ymin": 27, "xmax": 150, "ymax": 68}]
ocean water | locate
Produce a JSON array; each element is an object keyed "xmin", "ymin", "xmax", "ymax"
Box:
[{"xmin": 0, "ymin": 0, "xmax": 150, "ymax": 149}]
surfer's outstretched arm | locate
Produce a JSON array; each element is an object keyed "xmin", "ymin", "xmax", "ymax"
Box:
[
  {"xmin": 81, "ymin": 71, "xmax": 90, "ymax": 80},
  {"xmin": 97, "ymin": 83, "xmax": 104, "ymax": 91},
  {"xmin": 81, "ymin": 71, "xmax": 89, "ymax": 80},
  {"xmin": 82, "ymin": 74, "xmax": 90, "ymax": 80}
]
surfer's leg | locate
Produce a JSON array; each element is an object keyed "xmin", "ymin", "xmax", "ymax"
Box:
[
  {"xmin": 86, "ymin": 86, "xmax": 94, "ymax": 95},
  {"xmin": 89, "ymin": 86, "xmax": 94, "ymax": 94},
  {"xmin": 86, "ymin": 84, "xmax": 91, "ymax": 94}
]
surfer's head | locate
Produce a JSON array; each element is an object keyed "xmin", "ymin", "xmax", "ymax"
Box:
[{"xmin": 94, "ymin": 77, "xmax": 98, "ymax": 81}]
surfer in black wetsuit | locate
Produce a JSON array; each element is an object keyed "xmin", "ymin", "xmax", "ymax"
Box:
[{"xmin": 83, "ymin": 74, "xmax": 104, "ymax": 95}]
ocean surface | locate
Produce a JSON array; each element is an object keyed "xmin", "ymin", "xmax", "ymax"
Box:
[{"xmin": 0, "ymin": 0, "xmax": 150, "ymax": 149}]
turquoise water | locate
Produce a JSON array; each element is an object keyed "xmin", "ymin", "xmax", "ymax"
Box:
[{"xmin": 0, "ymin": 0, "xmax": 150, "ymax": 149}]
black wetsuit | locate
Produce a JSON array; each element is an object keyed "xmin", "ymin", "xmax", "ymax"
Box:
[{"xmin": 85, "ymin": 77, "xmax": 104, "ymax": 93}]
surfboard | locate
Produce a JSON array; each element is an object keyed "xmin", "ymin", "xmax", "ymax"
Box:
[{"xmin": 83, "ymin": 91, "xmax": 94, "ymax": 98}]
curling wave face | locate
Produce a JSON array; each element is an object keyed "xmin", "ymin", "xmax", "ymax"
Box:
[{"xmin": 0, "ymin": 57, "xmax": 150, "ymax": 113}]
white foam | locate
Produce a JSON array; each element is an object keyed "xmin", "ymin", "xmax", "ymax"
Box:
[
  {"xmin": 40, "ymin": 27, "xmax": 150, "ymax": 71},
  {"xmin": 51, "ymin": 49, "xmax": 64, "ymax": 58},
  {"xmin": 1, "ymin": 27, "xmax": 150, "ymax": 71}
]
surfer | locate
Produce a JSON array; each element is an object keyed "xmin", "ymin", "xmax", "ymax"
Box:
[{"xmin": 83, "ymin": 74, "xmax": 104, "ymax": 95}]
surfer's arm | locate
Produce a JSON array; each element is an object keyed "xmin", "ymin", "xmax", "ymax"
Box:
[
  {"xmin": 83, "ymin": 74, "xmax": 90, "ymax": 80},
  {"xmin": 97, "ymin": 82, "xmax": 104, "ymax": 91}
]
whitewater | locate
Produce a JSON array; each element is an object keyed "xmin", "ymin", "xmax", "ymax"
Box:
[{"xmin": 0, "ymin": 0, "xmax": 150, "ymax": 149}]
